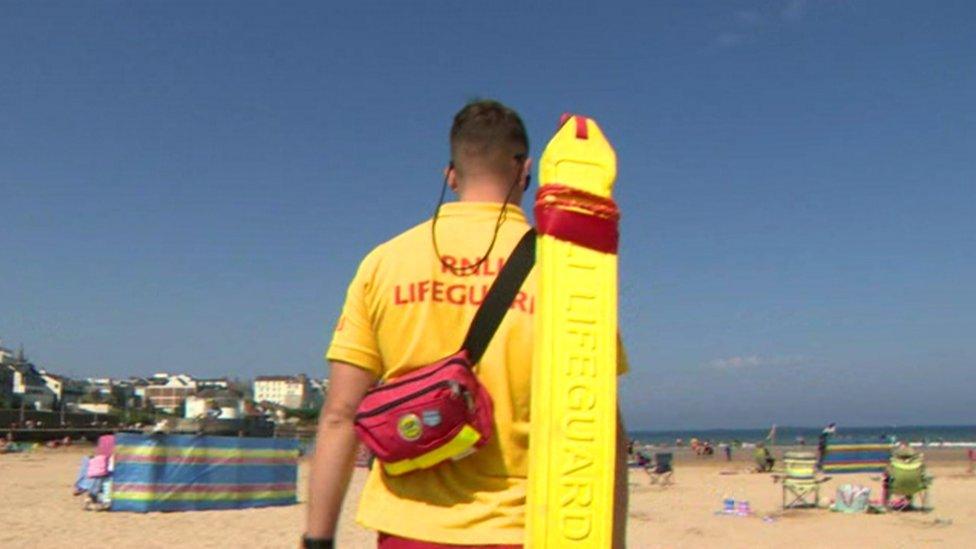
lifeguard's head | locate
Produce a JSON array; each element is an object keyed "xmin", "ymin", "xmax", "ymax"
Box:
[{"xmin": 446, "ymin": 100, "xmax": 531, "ymax": 202}]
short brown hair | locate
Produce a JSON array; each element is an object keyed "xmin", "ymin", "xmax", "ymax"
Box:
[{"xmin": 450, "ymin": 100, "xmax": 529, "ymax": 178}]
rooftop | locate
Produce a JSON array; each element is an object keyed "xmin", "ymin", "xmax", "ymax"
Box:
[{"xmin": 254, "ymin": 375, "xmax": 306, "ymax": 382}]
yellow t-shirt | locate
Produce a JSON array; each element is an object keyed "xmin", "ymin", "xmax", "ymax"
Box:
[{"xmin": 326, "ymin": 201, "xmax": 625, "ymax": 545}]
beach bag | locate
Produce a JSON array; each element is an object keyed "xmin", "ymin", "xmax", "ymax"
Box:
[
  {"xmin": 832, "ymin": 484, "xmax": 870, "ymax": 513},
  {"xmin": 355, "ymin": 230, "xmax": 535, "ymax": 476},
  {"xmin": 87, "ymin": 454, "xmax": 110, "ymax": 478}
]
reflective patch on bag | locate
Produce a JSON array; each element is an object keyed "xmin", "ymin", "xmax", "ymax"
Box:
[
  {"xmin": 397, "ymin": 413, "xmax": 423, "ymax": 441},
  {"xmin": 422, "ymin": 410, "xmax": 442, "ymax": 427}
]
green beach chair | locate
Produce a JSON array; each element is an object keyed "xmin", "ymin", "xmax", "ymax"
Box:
[
  {"xmin": 885, "ymin": 448, "xmax": 931, "ymax": 511},
  {"xmin": 782, "ymin": 451, "xmax": 826, "ymax": 509}
]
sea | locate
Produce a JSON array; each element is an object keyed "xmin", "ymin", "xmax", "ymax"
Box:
[{"xmin": 628, "ymin": 424, "xmax": 976, "ymax": 447}]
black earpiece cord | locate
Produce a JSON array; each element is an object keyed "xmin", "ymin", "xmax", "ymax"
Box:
[{"xmin": 431, "ymin": 166, "xmax": 523, "ymax": 277}]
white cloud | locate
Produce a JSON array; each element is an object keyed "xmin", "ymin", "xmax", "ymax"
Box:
[{"xmin": 709, "ymin": 354, "xmax": 807, "ymax": 369}]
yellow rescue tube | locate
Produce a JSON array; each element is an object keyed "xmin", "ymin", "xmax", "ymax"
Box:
[{"xmin": 527, "ymin": 114, "xmax": 619, "ymax": 548}]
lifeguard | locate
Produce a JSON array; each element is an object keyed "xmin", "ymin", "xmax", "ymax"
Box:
[{"xmin": 305, "ymin": 100, "xmax": 537, "ymax": 548}]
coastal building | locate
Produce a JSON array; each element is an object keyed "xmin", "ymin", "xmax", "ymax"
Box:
[
  {"xmin": 84, "ymin": 377, "xmax": 137, "ymax": 409},
  {"xmin": 39, "ymin": 371, "xmax": 85, "ymax": 409},
  {"xmin": 184, "ymin": 390, "xmax": 244, "ymax": 420},
  {"xmin": 0, "ymin": 341, "xmax": 15, "ymax": 365},
  {"xmin": 253, "ymin": 374, "xmax": 310, "ymax": 409},
  {"xmin": 1, "ymin": 343, "xmax": 80, "ymax": 410},
  {"xmin": 6, "ymin": 362, "xmax": 56, "ymax": 410},
  {"xmin": 129, "ymin": 377, "xmax": 150, "ymax": 408},
  {"xmin": 63, "ymin": 378, "xmax": 88, "ymax": 408},
  {"xmin": 40, "ymin": 372, "xmax": 63, "ymax": 401},
  {"xmin": 144, "ymin": 374, "xmax": 197, "ymax": 414},
  {"xmin": 86, "ymin": 377, "xmax": 115, "ymax": 400}
]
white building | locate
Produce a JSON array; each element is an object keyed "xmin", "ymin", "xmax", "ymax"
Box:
[
  {"xmin": 6, "ymin": 363, "xmax": 56, "ymax": 410},
  {"xmin": 253, "ymin": 374, "xmax": 309, "ymax": 409},
  {"xmin": 39, "ymin": 371, "xmax": 83, "ymax": 408}
]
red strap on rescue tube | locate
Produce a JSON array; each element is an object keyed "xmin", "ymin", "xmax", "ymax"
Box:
[
  {"xmin": 535, "ymin": 184, "xmax": 619, "ymax": 254},
  {"xmin": 558, "ymin": 112, "xmax": 590, "ymax": 139}
]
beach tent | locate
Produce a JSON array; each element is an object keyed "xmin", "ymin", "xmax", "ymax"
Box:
[{"xmin": 110, "ymin": 433, "xmax": 299, "ymax": 512}]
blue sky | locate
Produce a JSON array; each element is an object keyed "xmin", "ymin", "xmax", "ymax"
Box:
[{"xmin": 1, "ymin": 1, "xmax": 973, "ymax": 429}]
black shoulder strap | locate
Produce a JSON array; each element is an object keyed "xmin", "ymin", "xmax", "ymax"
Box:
[{"xmin": 461, "ymin": 229, "xmax": 536, "ymax": 365}]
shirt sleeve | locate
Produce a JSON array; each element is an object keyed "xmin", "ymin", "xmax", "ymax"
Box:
[{"xmin": 325, "ymin": 251, "xmax": 383, "ymax": 376}]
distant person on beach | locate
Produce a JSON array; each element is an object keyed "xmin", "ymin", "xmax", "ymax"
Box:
[
  {"xmin": 818, "ymin": 422, "xmax": 836, "ymax": 467},
  {"xmin": 305, "ymin": 100, "xmax": 627, "ymax": 548},
  {"xmin": 754, "ymin": 443, "xmax": 775, "ymax": 472}
]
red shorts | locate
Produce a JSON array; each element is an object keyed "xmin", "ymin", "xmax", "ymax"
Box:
[{"xmin": 377, "ymin": 533, "xmax": 521, "ymax": 549}]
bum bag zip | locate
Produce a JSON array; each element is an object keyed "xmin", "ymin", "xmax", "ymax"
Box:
[
  {"xmin": 357, "ymin": 358, "xmax": 469, "ymax": 397},
  {"xmin": 355, "ymin": 380, "xmax": 463, "ymax": 419}
]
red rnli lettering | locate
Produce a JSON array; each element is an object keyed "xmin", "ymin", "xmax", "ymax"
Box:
[
  {"xmin": 439, "ymin": 257, "xmax": 506, "ymax": 276},
  {"xmin": 447, "ymin": 284, "xmax": 466, "ymax": 305},
  {"xmin": 394, "ymin": 286, "xmax": 408, "ymax": 305},
  {"xmin": 392, "ymin": 281, "xmax": 533, "ymax": 312},
  {"xmin": 468, "ymin": 284, "xmax": 487, "ymax": 305}
]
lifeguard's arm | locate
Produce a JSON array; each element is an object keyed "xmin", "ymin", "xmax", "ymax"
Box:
[
  {"xmin": 613, "ymin": 336, "xmax": 630, "ymax": 547},
  {"xmin": 613, "ymin": 410, "xmax": 628, "ymax": 548},
  {"xmin": 305, "ymin": 361, "xmax": 377, "ymax": 539}
]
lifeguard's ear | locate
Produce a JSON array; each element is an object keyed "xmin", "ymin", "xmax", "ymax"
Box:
[
  {"xmin": 446, "ymin": 162, "xmax": 459, "ymax": 192},
  {"xmin": 520, "ymin": 157, "xmax": 533, "ymax": 191}
]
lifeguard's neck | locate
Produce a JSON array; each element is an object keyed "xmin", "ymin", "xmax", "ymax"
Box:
[{"xmin": 456, "ymin": 179, "xmax": 523, "ymax": 204}]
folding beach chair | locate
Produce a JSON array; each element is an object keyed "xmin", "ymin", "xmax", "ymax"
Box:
[
  {"xmin": 648, "ymin": 452, "xmax": 674, "ymax": 486},
  {"xmin": 885, "ymin": 449, "xmax": 932, "ymax": 511},
  {"xmin": 782, "ymin": 451, "xmax": 826, "ymax": 509}
]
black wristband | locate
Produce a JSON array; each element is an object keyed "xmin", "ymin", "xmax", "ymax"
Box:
[{"xmin": 302, "ymin": 535, "xmax": 334, "ymax": 549}]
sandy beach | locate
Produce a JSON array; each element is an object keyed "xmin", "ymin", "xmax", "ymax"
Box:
[{"xmin": 1, "ymin": 446, "xmax": 974, "ymax": 548}]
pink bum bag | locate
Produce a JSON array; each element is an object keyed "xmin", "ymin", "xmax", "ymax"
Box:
[{"xmin": 354, "ymin": 230, "xmax": 535, "ymax": 476}]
